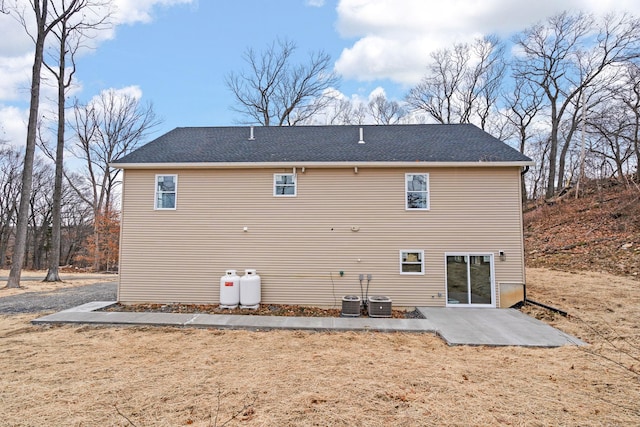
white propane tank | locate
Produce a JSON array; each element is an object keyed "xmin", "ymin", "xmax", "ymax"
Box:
[
  {"xmin": 219, "ymin": 270, "xmax": 240, "ymax": 308},
  {"xmin": 240, "ymin": 269, "xmax": 261, "ymax": 308}
]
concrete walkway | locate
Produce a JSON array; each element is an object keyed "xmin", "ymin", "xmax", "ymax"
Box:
[{"xmin": 32, "ymin": 302, "xmax": 585, "ymax": 347}]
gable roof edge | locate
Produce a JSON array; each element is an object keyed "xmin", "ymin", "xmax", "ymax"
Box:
[{"xmin": 111, "ymin": 160, "xmax": 535, "ymax": 170}]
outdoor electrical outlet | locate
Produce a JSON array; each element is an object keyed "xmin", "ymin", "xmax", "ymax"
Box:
[
  {"xmin": 359, "ymin": 274, "xmax": 364, "ymax": 281},
  {"xmin": 367, "ymin": 274, "xmax": 372, "ymax": 281},
  {"xmin": 339, "ymin": 271, "xmax": 344, "ymax": 277}
]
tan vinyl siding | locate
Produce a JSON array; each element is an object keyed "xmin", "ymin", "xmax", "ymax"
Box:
[{"xmin": 118, "ymin": 167, "xmax": 526, "ymax": 307}]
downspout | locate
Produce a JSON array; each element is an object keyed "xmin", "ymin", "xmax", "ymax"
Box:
[
  {"xmin": 520, "ymin": 165, "xmax": 530, "ymax": 207},
  {"xmin": 525, "ymin": 297, "xmax": 568, "ymax": 317},
  {"xmin": 520, "ymin": 165, "xmax": 530, "ymax": 309}
]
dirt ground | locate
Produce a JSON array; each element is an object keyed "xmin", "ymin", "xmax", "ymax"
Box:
[
  {"xmin": 0, "ymin": 268, "xmax": 638, "ymax": 426},
  {"xmin": 524, "ymin": 184, "xmax": 640, "ymax": 278},
  {"xmin": 0, "ymin": 269, "xmax": 116, "ymax": 297}
]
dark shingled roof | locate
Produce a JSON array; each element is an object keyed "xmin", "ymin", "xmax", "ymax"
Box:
[{"xmin": 112, "ymin": 124, "xmax": 532, "ymax": 165}]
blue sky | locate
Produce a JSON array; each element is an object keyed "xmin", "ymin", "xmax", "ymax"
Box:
[
  {"xmin": 75, "ymin": 1, "xmax": 351, "ymax": 131},
  {"xmin": 2, "ymin": 0, "xmax": 639, "ymax": 146}
]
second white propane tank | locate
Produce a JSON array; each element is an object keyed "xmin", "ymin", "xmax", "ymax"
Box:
[{"xmin": 240, "ymin": 269, "xmax": 261, "ymax": 308}]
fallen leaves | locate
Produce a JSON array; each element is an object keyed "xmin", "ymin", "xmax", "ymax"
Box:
[
  {"xmin": 524, "ymin": 182, "xmax": 640, "ymax": 279},
  {"xmin": 102, "ymin": 303, "xmax": 422, "ymax": 319}
]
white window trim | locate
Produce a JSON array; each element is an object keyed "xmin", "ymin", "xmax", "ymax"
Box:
[
  {"xmin": 405, "ymin": 173, "xmax": 430, "ymax": 210},
  {"xmin": 155, "ymin": 174, "xmax": 177, "ymax": 210},
  {"xmin": 399, "ymin": 249, "xmax": 425, "ymax": 275},
  {"xmin": 273, "ymin": 173, "xmax": 297, "ymax": 197}
]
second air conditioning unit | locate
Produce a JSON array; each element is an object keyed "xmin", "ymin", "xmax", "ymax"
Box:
[{"xmin": 368, "ymin": 295, "xmax": 392, "ymax": 318}]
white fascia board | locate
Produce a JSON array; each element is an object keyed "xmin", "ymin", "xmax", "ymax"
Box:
[{"xmin": 110, "ymin": 160, "xmax": 535, "ymax": 169}]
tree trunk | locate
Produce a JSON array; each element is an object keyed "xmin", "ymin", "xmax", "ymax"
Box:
[
  {"xmin": 557, "ymin": 136, "xmax": 571, "ymax": 191},
  {"xmin": 93, "ymin": 227, "xmax": 100, "ymax": 272},
  {"xmin": 519, "ymin": 130, "xmax": 528, "ymax": 205},
  {"xmin": 6, "ymin": 15, "xmax": 47, "ymax": 289},
  {"xmin": 44, "ymin": 21, "xmax": 68, "ymax": 282},
  {"xmin": 546, "ymin": 124, "xmax": 559, "ymax": 199},
  {"xmin": 634, "ymin": 113, "xmax": 640, "ymax": 183}
]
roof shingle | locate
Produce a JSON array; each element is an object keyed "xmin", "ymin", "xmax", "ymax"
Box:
[{"xmin": 112, "ymin": 124, "xmax": 533, "ymax": 165}]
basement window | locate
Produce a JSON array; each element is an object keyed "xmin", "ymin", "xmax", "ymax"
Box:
[
  {"xmin": 274, "ymin": 173, "xmax": 296, "ymax": 197},
  {"xmin": 400, "ymin": 250, "xmax": 424, "ymax": 274},
  {"xmin": 155, "ymin": 174, "xmax": 177, "ymax": 209}
]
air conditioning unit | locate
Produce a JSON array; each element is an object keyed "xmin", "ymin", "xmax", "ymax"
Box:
[
  {"xmin": 341, "ymin": 295, "xmax": 361, "ymax": 317},
  {"xmin": 368, "ymin": 296, "xmax": 392, "ymax": 318}
]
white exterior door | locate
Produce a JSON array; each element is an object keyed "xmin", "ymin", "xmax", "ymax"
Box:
[{"xmin": 445, "ymin": 254, "xmax": 495, "ymax": 307}]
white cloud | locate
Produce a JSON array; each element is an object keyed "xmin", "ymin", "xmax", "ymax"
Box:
[
  {"xmin": 0, "ymin": 0, "xmax": 196, "ymax": 102},
  {"xmin": 334, "ymin": 0, "xmax": 640, "ymax": 85},
  {"xmin": 306, "ymin": 0, "xmax": 325, "ymax": 7},
  {"xmin": 308, "ymin": 86, "xmax": 417, "ymax": 125},
  {"xmin": 368, "ymin": 86, "xmax": 387, "ymax": 101},
  {"xmin": 0, "ymin": 0, "xmax": 192, "ymax": 149},
  {"xmin": 0, "ymin": 12, "xmax": 34, "ymax": 57},
  {"xmin": 0, "ymin": 105, "xmax": 28, "ymax": 147},
  {"xmin": 94, "ymin": 85, "xmax": 143, "ymax": 103},
  {"xmin": 0, "ymin": 54, "xmax": 32, "ymax": 101},
  {"xmin": 83, "ymin": 86, "xmax": 143, "ymax": 118},
  {"xmin": 111, "ymin": 0, "xmax": 194, "ymax": 26}
]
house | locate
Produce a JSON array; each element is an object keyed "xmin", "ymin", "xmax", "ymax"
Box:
[{"xmin": 111, "ymin": 124, "xmax": 534, "ymax": 308}]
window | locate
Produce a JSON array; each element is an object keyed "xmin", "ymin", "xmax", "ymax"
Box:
[
  {"xmin": 405, "ymin": 173, "xmax": 429, "ymax": 210},
  {"xmin": 274, "ymin": 173, "xmax": 296, "ymax": 196},
  {"xmin": 400, "ymin": 250, "xmax": 424, "ymax": 274},
  {"xmin": 155, "ymin": 174, "xmax": 177, "ymax": 209}
]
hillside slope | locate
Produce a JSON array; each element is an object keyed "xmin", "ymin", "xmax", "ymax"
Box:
[{"xmin": 524, "ymin": 181, "xmax": 640, "ymax": 279}]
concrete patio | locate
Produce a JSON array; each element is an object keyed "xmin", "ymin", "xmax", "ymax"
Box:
[{"xmin": 32, "ymin": 301, "xmax": 586, "ymax": 347}]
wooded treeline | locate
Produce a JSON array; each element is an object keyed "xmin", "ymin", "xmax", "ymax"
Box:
[
  {"xmin": 2, "ymin": 6, "xmax": 639, "ymax": 282},
  {"xmin": 1, "ymin": 0, "xmax": 157, "ymax": 283},
  {"xmin": 227, "ymin": 12, "xmax": 640, "ymax": 199},
  {"xmin": 0, "ymin": 146, "xmax": 93, "ymax": 270},
  {"xmin": 0, "ymin": 88, "xmax": 157, "ymax": 272}
]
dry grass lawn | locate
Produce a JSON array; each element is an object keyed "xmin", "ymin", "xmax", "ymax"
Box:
[
  {"xmin": 0, "ymin": 269, "xmax": 116, "ymax": 297},
  {"xmin": 0, "ymin": 268, "xmax": 638, "ymax": 426}
]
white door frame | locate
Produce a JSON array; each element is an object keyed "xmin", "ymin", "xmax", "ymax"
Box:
[{"xmin": 444, "ymin": 252, "xmax": 496, "ymax": 308}]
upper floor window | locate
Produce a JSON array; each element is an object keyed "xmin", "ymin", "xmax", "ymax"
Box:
[
  {"xmin": 155, "ymin": 174, "xmax": 177, "ymax": 209},
  {"xmin": 274, "ymin": 173, "xmax": 296, "ymax": 197},
  {"xmin": 405, "ymin": 173, "xmax": 429, "ymax": 210}
]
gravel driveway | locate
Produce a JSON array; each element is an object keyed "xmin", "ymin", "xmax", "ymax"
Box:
[{"xmin": 0, "ymin": 281, "xmax": 117, "ymax": 314}]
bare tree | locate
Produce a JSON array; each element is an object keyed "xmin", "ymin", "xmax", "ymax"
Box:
[
  {"xmin": 406, "ymin": 43, "xmax": 467, "ymax": 124},
  {"xmin": 584, "ymin": 63, "xmax": 640, "ymax": 185},
  {"xmin": 503, "ymin": 77, "xmax": 544, "ymax": 203},
  {"xmin": 368, "ymin": 94, "xmax": 407, "ymax": 124},
  {"xmin": 0, "ymin": 147, "xmax": 22, "ymax": 266},
  {"xmin": 473, "ymin": 38, "xmax": 507, "ymax": 130},
  {"xmin": 528, "ymin": 135, "xmax": 553, "ymax": 201},
  {"xmin": 406, "ymin": 35, "xmax": 505, "ymax": 129},
  {"xmin": 618, "ymin": 63, "xmax": 640, "ymax": 182},
  {"xmin": 513, "ymin": 11, "xmax": 640, "ymax": 199},
  {"xmin": 41, "ymin": 0, "xmax": 110, "ymax": 281},
  {"xmin": 68, "ymin": 90, "xmax": 160, "ymax": 271},
  {"xmin": 226, "ymin": 38, "xmax": 340, "ymax": 126},
  {"xmin": 2, "ymin": 0, "xmax": 87, "ymax": 288},
  {"xmin": 26, "ymin": 157, "xmax": 54, "ymax": 270},
  {"xmin": 586, "ymin": 103, "xmax": 635, "ymax": 182},
  {"xmin": 329, "ymin": 98, "xmax": 366, "ymax": 125}
]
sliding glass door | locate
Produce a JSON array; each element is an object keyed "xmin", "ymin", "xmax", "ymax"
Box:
[{"xmin": 446, "ymin": 254, "xmax": 495, "ymax": 307}]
